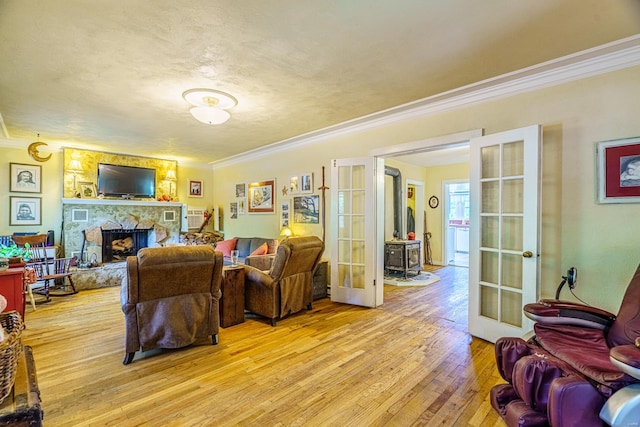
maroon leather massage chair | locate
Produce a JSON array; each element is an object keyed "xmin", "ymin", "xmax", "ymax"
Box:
[{"xmin": 491, "ymin": 265, "xmax": 640, "ymax": 427}]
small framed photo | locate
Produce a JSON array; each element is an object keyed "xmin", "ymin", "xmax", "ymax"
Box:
[
  {"xmin": 596, "ymin": 136, "xmax": 640, "ymax": 203},
  {"xmin": 289, "ymin": 175, "xmax": 299, "ymax": 194},
  {"xmin": 189, "ymin": 180, "xmax": 203, "ymax": 197},
  {"xmin": 230, "ymin": 202, "xmax": 238, "ymax": 219},
  {"xmin": 79, "ymin": 181, "xmax": 97, "ymax": 198},
  {"xmin": 10, "ymin": 196, "xmax": 41, "ymax": 226},
  {"xmin": 248, "ymin": 179, "xmax": 275, "ymax": 213},
  {"xmin": 235, "ymin": 183, "xmax": 246, "ymax": 198},
  {"xmin": 281, "ymin": 201, "xmax": 290, "ymax": 228},
  {"xmin": 10, "ymin": 163, "xmax": 41, "ymax": 193},
  {"xmin": 238, "ymin": 200, "xmax": 245, "ymax": 215},
  {"xmin": 300, "ymin": 172, "xmax": 313, "ymax": 194}
]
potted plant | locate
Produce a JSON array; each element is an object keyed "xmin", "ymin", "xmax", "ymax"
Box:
[{"xmin": 0, "ymin": 243, "xmax": 32, "ymax": 271}]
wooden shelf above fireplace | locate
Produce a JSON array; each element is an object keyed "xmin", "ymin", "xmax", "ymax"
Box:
[{"xmin": 62, "ymin": 198, "xmax": 183, "ymax": 207}]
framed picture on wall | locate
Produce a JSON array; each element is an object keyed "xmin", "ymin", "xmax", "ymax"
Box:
[
  {"xmin": 248, "ymin": 179, "xmax": 275, "ymax": 213},
  {"xmin": 293, "ymin": 195, "xmax": 319, "ymax": 224},
  {"xmin": 9, "ymin": 163, "xmax": 41, "ymax": 193},
  {"xmin": 281, "ymin": 201, "xmax": 290, "ymax": 227},
  {"xmin": 189, "ymin": 180, "xmax": 203, "ymax": 197},
  {"xmin": 596, "ymin": 136, "xmax": 640, "ymax": 203},
  {"xmin": 79, "ymin": 181, "xmax": 97, "ymax": 198},
  {"xmin": 10, "ymin": 196, "xmax": 41, "ymax": 226},
  {"xmin": 235, "ymin": 183, "xmax": 246, "ymax": 198},
  {"xmin": 300, "ymin": 172, "xmax": 313, "ymax": 194},
  {"xmin": 289, "ymin": 175, "xmax": 299, "ymax": 194}
]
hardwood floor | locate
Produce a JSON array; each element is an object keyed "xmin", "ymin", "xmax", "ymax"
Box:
[{"xmin": 21, "ymin": 265, "xmax": 506, "ymax": 426}]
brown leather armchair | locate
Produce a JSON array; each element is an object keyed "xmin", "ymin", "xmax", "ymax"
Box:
[
  {"xmin": 244, "ymin": 236, "xmax": 324, "ymax": 326},
  {"xmin": 121, "ymin": 245, "xmax": 222, "ymax": 364}
]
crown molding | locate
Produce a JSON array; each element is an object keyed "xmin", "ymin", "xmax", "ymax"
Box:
[{"xmin": 210, "ymin": 34, "xmax": 640, "ymax": 169}]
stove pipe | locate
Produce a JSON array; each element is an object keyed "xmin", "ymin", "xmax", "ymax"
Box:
[{"xmin": 384, "ymin": 165, "xmax": 403, "ymax": 239}]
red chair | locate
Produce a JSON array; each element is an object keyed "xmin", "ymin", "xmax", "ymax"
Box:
[{"xmin": 491, "ymin": 265, "xmax": 640, "ymax": 427}]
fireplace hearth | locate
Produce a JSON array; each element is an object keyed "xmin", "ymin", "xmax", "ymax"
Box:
[{"xmin": 102, "ymin": 229, "xmax": 150, "ymax": 263}]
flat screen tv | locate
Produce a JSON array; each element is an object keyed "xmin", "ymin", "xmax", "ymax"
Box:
[{"xmin": 97, "ymin": 163, "xmax": 156, "ymax": 198}]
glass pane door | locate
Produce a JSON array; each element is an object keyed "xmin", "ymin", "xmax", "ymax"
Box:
[
  {"xmin": 331, "ymin": 157, "xmax": 381, "ymax": 307},
  {"xmin": 469, "ymin": 125, "xmax": 541, "ymax": 343},
  {"xmin": 337, "ymin": 164, "xmax": 366, "ymax": 289}
]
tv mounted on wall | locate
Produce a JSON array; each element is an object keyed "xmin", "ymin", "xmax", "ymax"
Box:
[{"xmin": 97, "ymin": 163, "xmax": 156, "ymax": 199}]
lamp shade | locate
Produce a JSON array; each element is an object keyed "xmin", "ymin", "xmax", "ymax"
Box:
[
  {"xmin": 67, "ymin": 159, "xmax": 83, "ymax": 172},
  {"xmin": 190, "ymin": 106, "xmax": 231, "ymax": 125},
  {"xmin": 280, "ymin": 227, "xmax": 293, "ymax": 237},
  {"xmin": 165, "ymin": 169, "xmax": 176, "ymax": 181}
]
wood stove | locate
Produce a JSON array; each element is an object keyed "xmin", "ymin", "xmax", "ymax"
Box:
[{"xmin": 384, "ymin": 240, "xmax": 422, "ymax": 278}]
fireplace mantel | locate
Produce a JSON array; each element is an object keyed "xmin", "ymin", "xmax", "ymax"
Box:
[{"xmin": 62, "ymin": 198, "xmax": 182, "ymax": 207}]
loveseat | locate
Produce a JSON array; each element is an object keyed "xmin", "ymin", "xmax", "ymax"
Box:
[{"xmin": 214, "ymin": 237, "xmax": 279, "ymax": 268}]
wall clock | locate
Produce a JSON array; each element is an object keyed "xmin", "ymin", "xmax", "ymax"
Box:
[{"xmin": 428, "ymin": 195, "xmax": 439, "ymax": 209}]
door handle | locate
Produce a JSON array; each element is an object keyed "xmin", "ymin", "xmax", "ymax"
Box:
[{"xmin": 522, "ymin": 251, "xmax": 533, "ymax": 258}]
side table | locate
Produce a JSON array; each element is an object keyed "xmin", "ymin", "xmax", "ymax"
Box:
[
  {"xmin": 0, "ymin": 346, "xmax": 43, "ymax": 426},
  {"xmin": 313, "ymin": 259, "xmax": 329, "ymax": 300},
  {"xmin": 220, "ymin": 266, "xmax": 245, "ymax": 328},
  {"xmin": 0, "ymin": 268, "xmax": 26, "ymax": 322}
]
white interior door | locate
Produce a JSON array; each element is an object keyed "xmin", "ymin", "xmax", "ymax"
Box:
[
  {"xmin": 468, "ymin": 125, "xmax": 542, "ymax": 343},
  {"xmin": 330, "ymin": 157, "xmax": 383, "ymax": 307}
]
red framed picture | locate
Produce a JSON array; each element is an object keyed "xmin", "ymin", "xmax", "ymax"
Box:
[
  {"xmin": 248, "ymin": 179, "xmax": 275, "ymax": 213},
  {"xmin": 189, "ymin": 180, "xmax": 203, "ymax": 197},
  {"xmin": 597, "ymin": 136, "xmax": 640, "ymax": 203}
]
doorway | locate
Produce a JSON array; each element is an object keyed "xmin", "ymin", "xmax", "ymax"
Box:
[
  {"xmin": 444, "ymin": 181, "xmax": 469, "ymax": 268},
  {"xmin": 406, "ymin": 179, "xmax": 424, "ymax": 261},
  {"xmin": 336, "ymin": 126, "xmax": 541, "ymax": 343},
  {"xmin": 369, "ymin": 129, "xmax": 481, "ymax": 303}
]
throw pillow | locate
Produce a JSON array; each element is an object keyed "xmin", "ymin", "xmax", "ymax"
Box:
[
  {"xmin": 215, "ymin": 238, "xmax": 237, "ymax": 257},
  {"xmin": 235, "ymin": 238, "xmax": 252, "ymax": 256},
  {"xmin": 250, "ymin": 242, "xmax": 268, "ymax": 256}
]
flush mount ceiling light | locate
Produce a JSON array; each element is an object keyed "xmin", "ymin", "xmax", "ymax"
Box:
[{"xmin": 182, "ymin": 89, "xmax": 237, "ymax": 125}]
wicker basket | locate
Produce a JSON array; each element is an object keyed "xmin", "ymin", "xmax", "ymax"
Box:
[{"xmin": 0, "ymin": 311, "xmax": 24, "ymax": 404}]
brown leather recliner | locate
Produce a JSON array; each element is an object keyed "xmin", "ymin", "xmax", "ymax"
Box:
[
  {"xmin": 244, "ymin": 236, "xmax": 324, "ymax": 326},
  {"xmin": 121, "ymin": 245, "xmax": 222, "ymax": 364}
]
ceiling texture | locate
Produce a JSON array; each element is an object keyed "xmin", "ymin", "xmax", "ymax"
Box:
[{"xmin": 1, "ymin": 0, "xmax": 639, "ymax": 168}]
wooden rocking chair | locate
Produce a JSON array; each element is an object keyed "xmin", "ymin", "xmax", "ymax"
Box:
[{"xmin": 12, "ymin": 234, "xmax": 77, "ymax": 303}]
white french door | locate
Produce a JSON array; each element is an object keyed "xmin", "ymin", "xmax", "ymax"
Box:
[
  {"xmin": 330, "ymin": 157, "xmax": 383, "ymax": 307},
  {"xmin": 468, "ymin": 125, "xmax": 542, "ymax": 343}
]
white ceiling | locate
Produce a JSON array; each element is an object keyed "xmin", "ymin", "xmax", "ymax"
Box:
[{"xmin": 1, "ymin": 0, "xmax": 639, "ymax": 168}]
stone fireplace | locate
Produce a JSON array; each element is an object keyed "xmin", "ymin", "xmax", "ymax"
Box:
[{"xmin": 62, "ymin": 199, "xmax": 184, "ymax": 262}]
